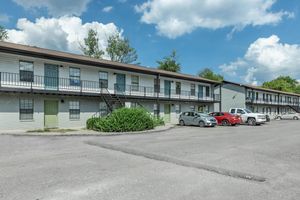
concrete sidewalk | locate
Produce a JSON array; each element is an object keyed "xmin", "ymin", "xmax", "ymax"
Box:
[{"xmin": 0, "ymin": 124, "xmax": 176, "ymax": 136}]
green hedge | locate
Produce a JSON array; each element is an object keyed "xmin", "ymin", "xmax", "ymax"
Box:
[{"xmin": 87, "ymin": 107, "xmax": 165, "ymax": 132}]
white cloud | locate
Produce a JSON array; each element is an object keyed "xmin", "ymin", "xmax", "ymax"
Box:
[
  {"xmin": 0, "ymin": 14, "xmax": 10, "ymax": 23},
  {"xmin": 135, "ymin": 0, "xmax": 292, "ymax": 39},
  {"xmin": 12, "ymin": 0, "xmax": 91, "ymax": 16},
  {"xmin": 6, "ymin": 16, "xmax": 122, "ymax": 56},
  {"xmin": 102, "ymin": 6, "xmax": 113, "ymax": 13},
  {"xmin": 220, "ymin": 35, "xmax": 300, "ymax": 84}
]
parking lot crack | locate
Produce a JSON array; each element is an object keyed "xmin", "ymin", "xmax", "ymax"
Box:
[{"xmin": 85, "ymin": 141, "xmax": 267, "ymax": 183}]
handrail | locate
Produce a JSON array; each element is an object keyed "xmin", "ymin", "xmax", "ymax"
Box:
[{"xmin": 0, "ymin": 71, "xmax": 220, "ymax": 102}]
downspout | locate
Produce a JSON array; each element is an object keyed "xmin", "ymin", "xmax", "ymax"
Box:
[
  {"xmin": 156, "ymin": 73, "xmax": 160, "ymax": 118},
  {"xmin": 219, "ymin": 82, "xmax": 222, "ymax": 112},
  {"xmin": 277, "ymin": 93, "xmax": 280, "ymax": 114}
]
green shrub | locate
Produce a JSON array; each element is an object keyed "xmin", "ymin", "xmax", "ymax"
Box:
[
  {"xmin": 152, "ymin": 116, "xmax": 165, "ymax": 127},
  {"xmin": 87, "ymin": 107, "xmax": 164, "ymax": 132},
  {"xmin": 86, "ymin": 117, "xmax": 99, "ymax": 130}
]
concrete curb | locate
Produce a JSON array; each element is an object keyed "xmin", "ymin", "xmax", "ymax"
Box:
[
  {"xmin": 0, "ymin": 125, "xmax": 177, "ymax": 137},
  {"xmin": 86, "ymin": 141, "xmax": 267, "ymax": 183}
]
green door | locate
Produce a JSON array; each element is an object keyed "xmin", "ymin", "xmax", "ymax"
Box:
[
  {"xmin": 164, "ymin": 80, "xmax": 171, "ymax": 97},
  {"xmin": 44, "ymin": 64, "xmax": 59, "ymax": 90},
  {"xmin": 44, "ymin": 100, "xmax": 58, "ymax": 128},
  {"xmin": 115, "ymin": 73, "xmax": 126, "ymax": 93},
  {"xmin": 164, "ymin": 104, "xmax": 171, "ymax": 123}
]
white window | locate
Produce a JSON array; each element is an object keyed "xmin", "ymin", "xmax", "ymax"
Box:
[
  {"xmin": 69, "ymin": 67, "xmax": 81, "ymax": 86},
  {"xmin": 99, "ymin": 102, "xmax": 108, "ymax": 117},
  {"xmin": 69, "ymin": 101, "xmax": 80, "ymax": 119},
  {"xmin": 191, "ymin": 84, "xmax": 195, "ymax": 96},
  {"xmin": 131, "ymin": 75, "xmax": 139, "ymax": 91},
  {"xmin": 153, "ymin": 103, "xmax": 159, "ymax": 115},
  {"xmin": 175, "ymin": 104, "xmax": 181, "ymax": 114},
  {"xmin": 190, "ymin": 105, "xmax": 195, "ymax": 111},
  {"xmin": 99, "ymin": 71, "xmax": 108, "ymax": 88},
  {"xmin": 20, "ymin": 61, "xmax": 34, "ymax": 82},
  {"xmin": 20, "ymin": 99, "xmax": 33, "ymax": 120}
]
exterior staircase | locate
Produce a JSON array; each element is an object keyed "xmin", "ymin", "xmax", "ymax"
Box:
[
  {"xmin": 102, "ymin": 88, "xmax": 125, "ymax": 113},
  {"xmin": 288, "ymin": 105, "xmax": 300, "ymax": 113}
]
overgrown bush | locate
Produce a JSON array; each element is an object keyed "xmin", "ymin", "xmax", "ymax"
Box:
[
  {"xmin": 86, "ymin": 117, "xmax": 99, "ymax": 130},
  {"xmin": 152, "ymin": 116, "xmax": 165, "ymax": 127},
  {"xmin": 87, "ymin": 107, "xmax": 164, "ymax": 132}
]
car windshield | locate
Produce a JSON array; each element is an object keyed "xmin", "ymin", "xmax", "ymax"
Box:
[
  {"xmin": 198, "ymin": 113, "xmax": 210, "ymax": 117},
  {"xmin": 244, "ymin": 109, "xmax": 252, "ymax": 113}
]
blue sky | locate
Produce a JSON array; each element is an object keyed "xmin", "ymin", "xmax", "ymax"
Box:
[{"xmin": 1, "ymin": 0, "xmax": 300, "ymax": 85}]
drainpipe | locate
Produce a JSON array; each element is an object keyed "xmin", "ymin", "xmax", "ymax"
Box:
[
  {"xmin": 277, "ymin": 93, "xmax": 280, "ymax": 114},
  {"xmin": 219, "ymin": 83, "xmax": 222, "ymax": 112},
  {"xmin": 156, "ymin": 73, "xmax": 160, "ymax": 118}
]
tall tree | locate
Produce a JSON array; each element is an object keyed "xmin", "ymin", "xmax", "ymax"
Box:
[
  {"xmin": 80, "ymin": 29, "xmax": 104, "ymax": 59},
  {"xmin": 106, "ymin": 34, "xmax": 138, "ymax": 64},
  {"xmin": 157, "ymin": 50, "xmax": 181, "ymax": 72},
  {"xmin": 262, "ymin": 76, "xmax": 300, "ymax": 93},
  {"xmin": 0, "ymin": 25, "xmax": 8, "ymax": 41},
  {"xmin": 198, "ymin": 68, "xmax": 224, "ymax": 81}
]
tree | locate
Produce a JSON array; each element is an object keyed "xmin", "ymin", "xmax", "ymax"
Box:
[
  {"xmin": 157, "ymin": 50, "xmax": 181, "ymax": 72},
  {"xmin": 0, "ymin": 25, "xmax": 8, "ymax": 41},
  {"xmin": 198, "ymin": 68, "xmax": 224, "ymax": 81},
  {"xmin": 262, "ymin": 76, "xmax": 300, "ymax": 94},
  {"xmin": 106, "ymin": 34, "xmax": 138, "ymax": 64},
  {"xmin": 80, "ymin": 29, "xmax": 104, "ymax": 59}
]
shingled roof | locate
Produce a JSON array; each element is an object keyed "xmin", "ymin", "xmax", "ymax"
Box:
[{"xmin": 0, "ymin": 41, "xmax": 220, "ymax": 85}]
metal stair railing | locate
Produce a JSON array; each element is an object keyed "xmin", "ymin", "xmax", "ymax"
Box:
[{"xmin": 288, "ymin": 105, "xmax": 300, "ymax": 113}]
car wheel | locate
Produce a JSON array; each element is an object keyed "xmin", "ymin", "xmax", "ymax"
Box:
[
  {"xmin": 276, "ymin": 116, "xmax": 282, "ymax": 120},
  {"xmin": 248, "ymin": 118, "xmax": 256, "ymax": 126},
  {"xmin": 293, "ymin": 116, "xmax": 299, "ymax": 120},
  {"xmin": 179, "ymin": 120, "xmax": 185, "ymax": 126},
  {"xmin": 221, "ymin": 119, "xmax": 230, "ymax": 126},
  {"xmin": 199, "ymin": 121, "xmax": 205, "ymax": 127},
  {"xmin": 231, "ymin": 124, "xmax": 237, "ymax": 126}
]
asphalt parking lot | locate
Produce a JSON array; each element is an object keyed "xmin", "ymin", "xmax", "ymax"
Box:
[{"xmin": 1, "ymin": 120, "xmax": 300, "ymax": 200}]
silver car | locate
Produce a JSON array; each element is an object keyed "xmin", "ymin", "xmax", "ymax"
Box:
[
  {"xmin": 275, "ymin": 112, "xmax": 299, "ymax": 120},
  {"xmin": 179, "ymin": 112, "xmax": 217, "ymax": 127}
]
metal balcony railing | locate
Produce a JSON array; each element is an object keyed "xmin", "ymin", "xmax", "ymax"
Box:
[
  {"xmin": 0, "ymin": 72, "xmax": 220, "ymax": 102},
  {"xmin": 246, "ymin": 97, "xmax": 300, "ymax": 106}
]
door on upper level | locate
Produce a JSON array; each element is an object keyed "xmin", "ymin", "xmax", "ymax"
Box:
[
  {"xmin": 115, "ymin": 73, "xmax": 126, "ymax": 93},
  {"xmin": 198, "ymin": 85, "xmax": 204, "ymax": 99},
  {"xmin": 164, "ymin": 80, "xmax": 171, "ymax": 97},
  {"xmin": 44, "ymin": 64, "xmax": 59, "ymax": 90}
]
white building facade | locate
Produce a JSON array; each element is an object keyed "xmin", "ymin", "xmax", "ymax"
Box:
[
  {"xmin": 0, "ymin": 42, "xmax": 221, "ymax": 131},
  {"xmin": 221, "ymin": 81, "xmax": 300, "ymax": 119}
]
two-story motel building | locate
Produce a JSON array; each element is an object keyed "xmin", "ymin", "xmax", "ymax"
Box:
[
  {"xmin": 221, "ymin": 81, "xmax": 300, "ymax": 119},
  {"xmin": 0, "ymin": 42, "xmax": 221, "ymax": 131},
  {"xmin": 0, "ymin": 42, "xmax": 300, "ymax": 131}
]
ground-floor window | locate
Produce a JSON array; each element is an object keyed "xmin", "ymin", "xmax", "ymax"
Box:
[
  {"xmin": 69, "ymin": 101, "xmax": 80, "ymax": 120},
  {"xmin": 175, "ymin": 104, "xmax": 181, "ymax": 114},
  {"xmin": 190, "ymin": 105, "xmax": 196, "ymax": 111},
  {"xmin": 153, "ymin": 103, "xmax": 160, "ymax": 116},
  {"xmin": 99, "ymin": 102, "xmax": 108, "ymax": 117},
  {"xmin": 19, "ymin": 99, "xmax": 34, "ymax": 120}
]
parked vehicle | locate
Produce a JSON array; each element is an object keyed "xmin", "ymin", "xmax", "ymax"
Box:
[
  {"xmin": 209, "ymin": 112, "xmax": 241, "ymax": 126},
  {"xmin": 229, "ymin": 108, "xmax": 266, "ymax": 126},
  {"xmin": 179, "ymin": 112, "xmax": 217, "ymax": 127},
  {"xmin": 275, "ymin": 112, "xmax": 299, "ymax": 120}
]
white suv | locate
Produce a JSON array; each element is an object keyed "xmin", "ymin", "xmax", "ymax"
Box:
[{"xmin": 229, "ymin": 108, "xmax": 266, "ymax": 126}]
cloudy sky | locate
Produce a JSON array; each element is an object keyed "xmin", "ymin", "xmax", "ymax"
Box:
[{"xmin": 0, "ymin": 0, "xmax": 299, "ymax": 84}]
